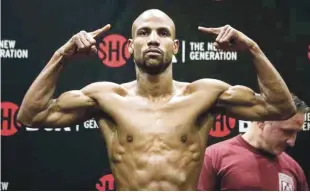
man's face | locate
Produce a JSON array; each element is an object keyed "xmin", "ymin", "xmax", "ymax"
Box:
[
  {"xmin": 129, "ymin": 12, "xmax": 179, "ymax": 75},
  {"xmin": 261, "ymin": 113, "xmax": 305, "ymax": 155}
]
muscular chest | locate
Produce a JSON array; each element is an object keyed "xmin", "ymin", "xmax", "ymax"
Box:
[
  {"xmin": 101, "ymin": 93, "xmax": 211, "ymax": 131},
  {"xmin": 96, "ymin": 92, "xmax": 213, "ymax": 171},
  {"xmin": 96, "ymin": 92, "xmax": 214, "ymax": 146}
]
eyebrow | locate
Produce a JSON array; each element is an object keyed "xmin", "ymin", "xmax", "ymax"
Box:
[
  {"xmin": 136, "ymin": 26, "xmax": 171, "ymax": 33},
  {"xmin": 282, "ymin": 125, "xmax": 303, "ymax": 131},
  {"xmin": 158, "ymin": 27, "xmax": 171, "ymax": 34},
  {"xmin": 136, "ymin": 27, "xmax": 149, "ymax": 32}
]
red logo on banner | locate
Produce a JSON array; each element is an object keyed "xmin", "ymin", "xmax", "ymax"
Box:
[
  {"xmin": 1, "ymin": 102, "xmax": 21, "ymax": 136},
  {"xmin": 98, "ymin": 34, "xmax": 130, "ymax": 67},
  {"xmin": 209, "ymin": 114, "xmax": 236, "ymax": 137},
  {"xmin": 96, "ymin": 174, "xmax": 115, "ymax": 191},
  {"xmin": 308, "ymin": 45, "xmax": 310, "ymax": 61}
]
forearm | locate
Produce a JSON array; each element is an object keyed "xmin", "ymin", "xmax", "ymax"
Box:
[
  {"xmin": 249, "ymin": 43, "xmax": 295, "ymax": 115},
  {"xmin": 17, "ymin": 51, "xmax": 65, "ymax": 123}
]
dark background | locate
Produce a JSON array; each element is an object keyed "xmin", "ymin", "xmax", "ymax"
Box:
[{"xmin": 1, "ymin": 0, "xmax": 310, "ymax": 190}]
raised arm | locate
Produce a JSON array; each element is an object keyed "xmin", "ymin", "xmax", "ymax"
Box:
[
  {"xmin": 197, "ymin": 25, "xmax": 296, "ymax": 121},
  {"xmin": 215, "ymin": 81, "xmax": 294, "ymax": 121},
  {"xmin": 17, "ymin": 24, "xmax": 111, "ymax": 127},
  {"xmin": 17, "ymin": 82, "xmax": 101, "ymax": 128}
]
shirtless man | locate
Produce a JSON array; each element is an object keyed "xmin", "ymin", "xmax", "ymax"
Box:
[{"xmin": 17, "ymin": 9, "xmax": 296, "ymax": 190}]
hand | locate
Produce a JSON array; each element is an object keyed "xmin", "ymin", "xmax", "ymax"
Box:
[
  {"xmin": 57, "ymin": 24, "xmax": 111, "ymax": 58},
  {"xmin": 198, "ymin": 25, "xmax": 255, "ymax": 51}
]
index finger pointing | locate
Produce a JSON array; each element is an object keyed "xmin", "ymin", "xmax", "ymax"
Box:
[
  {"xmin": 90, "ymin": 24, "xmax": 111, "ymax": 38},
  {"xmin": 198, "ymin": 26, "xmax": 222, "ymax": 35}
]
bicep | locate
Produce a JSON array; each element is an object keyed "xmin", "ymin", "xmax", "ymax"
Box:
[
  {"xmin": 216, "ymin": 85, "xmax": 279, "ymax": 121},
  {"xmin": 31, "ymin": 90, "xmax": 98, "ymax": 127}
]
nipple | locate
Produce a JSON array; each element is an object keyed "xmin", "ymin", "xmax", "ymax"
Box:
[
  {"xmin": 181, "ymin": 135, "xmax": 187, "ymax": 143},
  {"xmin": 127, "ymin": 135, "xmax": 133, "ymax": 143}
]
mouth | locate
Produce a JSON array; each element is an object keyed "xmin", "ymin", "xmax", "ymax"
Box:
[{"xmin": 145, "ymin": 48, "xmax": 162, "ymax": 55}]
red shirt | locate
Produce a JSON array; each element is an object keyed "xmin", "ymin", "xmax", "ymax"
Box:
[{"xmin": 198, "ymin": 135, "xmax": 308, "ymax": 191}]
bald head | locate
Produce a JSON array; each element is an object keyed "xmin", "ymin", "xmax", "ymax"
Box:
[
  {"xmin": 128, "ymin": 9, "xmax": 179, "ymax": 75},
  {"xmin": 131, "ymin": 9, "xmax": 176, "ymax": 38}
]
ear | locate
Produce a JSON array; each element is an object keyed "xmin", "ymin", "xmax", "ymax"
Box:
[
  {"xmin": 173, "ymin": 39, "xmax": 179, "ymax": 55},
  {"xmin": 128, "ymin": 39, "xmax": 134, "ymax": 54}
]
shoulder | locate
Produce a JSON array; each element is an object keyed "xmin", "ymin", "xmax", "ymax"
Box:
[
  {"xmin": 279, "ymin": 152, "xmax": 308, "ymax": 186},
  {"xmin": 280, "ymin": 152, "xmax": 304, "ymax": 172},
  {"xmin": 81, "ymin": 81, "xmax": 127, "ymax": 96},
  {"xmin": 173, "ymin": 80, "xmax": 190, "ymax": 88},
  {"xmin": 121, "ymin": 80, "xmax": 137, "ymax": 91},
  {"xmin": 188, "ymin": 78, "xmax": 231, "ymax": 93},
  {"xmin": 173, "ymin": 80, "xmax": 190, "ymax": 93},
  {"xmin": 280, "ymin": 152, "xmax": 298, "ymax": 164}
]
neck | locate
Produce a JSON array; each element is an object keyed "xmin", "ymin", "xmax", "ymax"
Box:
[
  {"xmin": 135, "ymin": 64, "xmax": 174, "ymax": 98},
  {"xmin": 242, "ymin": 123, "xmax": 265, "ymax": 150}
]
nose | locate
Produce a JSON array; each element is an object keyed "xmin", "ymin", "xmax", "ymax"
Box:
[
  {"xmin": 286, "ymin": 134, "xmax": 296, "ymax": 147},
  {"xmin": 147, "ymin": 31, "xmax": 160, "ymax": 47}
]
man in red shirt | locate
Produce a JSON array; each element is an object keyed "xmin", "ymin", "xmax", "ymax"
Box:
[{"xmin": 198, "ymin": 94, "xmax": 309, "ymax": 191}]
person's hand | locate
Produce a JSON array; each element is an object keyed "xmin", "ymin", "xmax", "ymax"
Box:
[
  {"xmin": 57, "ymin": 24, "xmax": 111, "ymax": 58},
  {"xmin": 198, "ymin": 25, "xmax": 255, "ymax": 51}
]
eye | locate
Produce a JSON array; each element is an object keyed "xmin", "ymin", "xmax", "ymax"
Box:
[
  {"xmin": 138, "ymin": 30, "xmax": 148, "ymax": 36},
  {"xmin": 282, "ymin": 129, "xmax": 296, "ymax": 135},
  {"xmin": 160, "ymin": 30, "xmax": 169, "ymax": 36}
]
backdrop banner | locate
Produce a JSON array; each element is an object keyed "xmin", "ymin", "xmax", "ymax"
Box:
[{"xmin": 1, "ymin": 0, "xmax": 310, "ymax": 190}]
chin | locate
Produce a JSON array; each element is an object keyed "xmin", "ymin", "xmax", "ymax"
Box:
[
  {"xmin": 143, "ymin": 66, "xmax": 166, "ymax": 75},
  {"xmin": 145, "ymin": 60, "xmax": 162, "ymax": 67},
  {"xmin": 273, "ymin": 151, "xmax": 283, "ymax": 155},
  {"xmin": 138, "ymin": 62, "xmax": 168, "ymax": 75},
  {"xmin": 273, "ymin": 149, "xmax": 285, "ymax": 155}
]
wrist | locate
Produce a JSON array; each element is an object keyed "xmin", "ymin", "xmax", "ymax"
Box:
[
  {"xmin": 54, "ymin": 49, "xmax": 64, "ymax": 58},
  {"xmin": 54, "ymin": 48, "xmax": 71, "ymax": 62},
  {"xmin": 50, "ymin": 49, "xmax": 68, "ymax": 66},
  {"xmin": 248, "ymin": 42, "xmax": 261, "ymax": 55}
]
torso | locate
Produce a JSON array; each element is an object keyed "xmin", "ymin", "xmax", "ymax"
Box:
[
  {"xmin": 204, "ymin": 136, "xmax": 304, "ymax": 191},
  {"xmin": 90, "ymin": 80, "xmax": 220, "ymax": 190}
]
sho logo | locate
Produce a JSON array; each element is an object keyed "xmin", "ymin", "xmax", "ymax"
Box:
[
  {"xmin": 98, "ymin": 34, "xmax": 130, "ymax": 68},
  {"xmin": 209, "ymin": 114, "xmax": 236, "ymax": 137},
  {"xmin": 278, "ymin": 173, "xmax": 294, "ymax": 191},
  {"xmin": 96, "ymin": 174, "xmax": 115, "ymax": 191},
  {"xmin": 1, "ymin": 102, "xmax": 21, "ymax": 136}
]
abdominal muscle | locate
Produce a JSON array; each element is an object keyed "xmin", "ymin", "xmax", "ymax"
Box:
[{"xmin": 110, "ymin": 133, "xmax": 204, "ymax": 191}]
